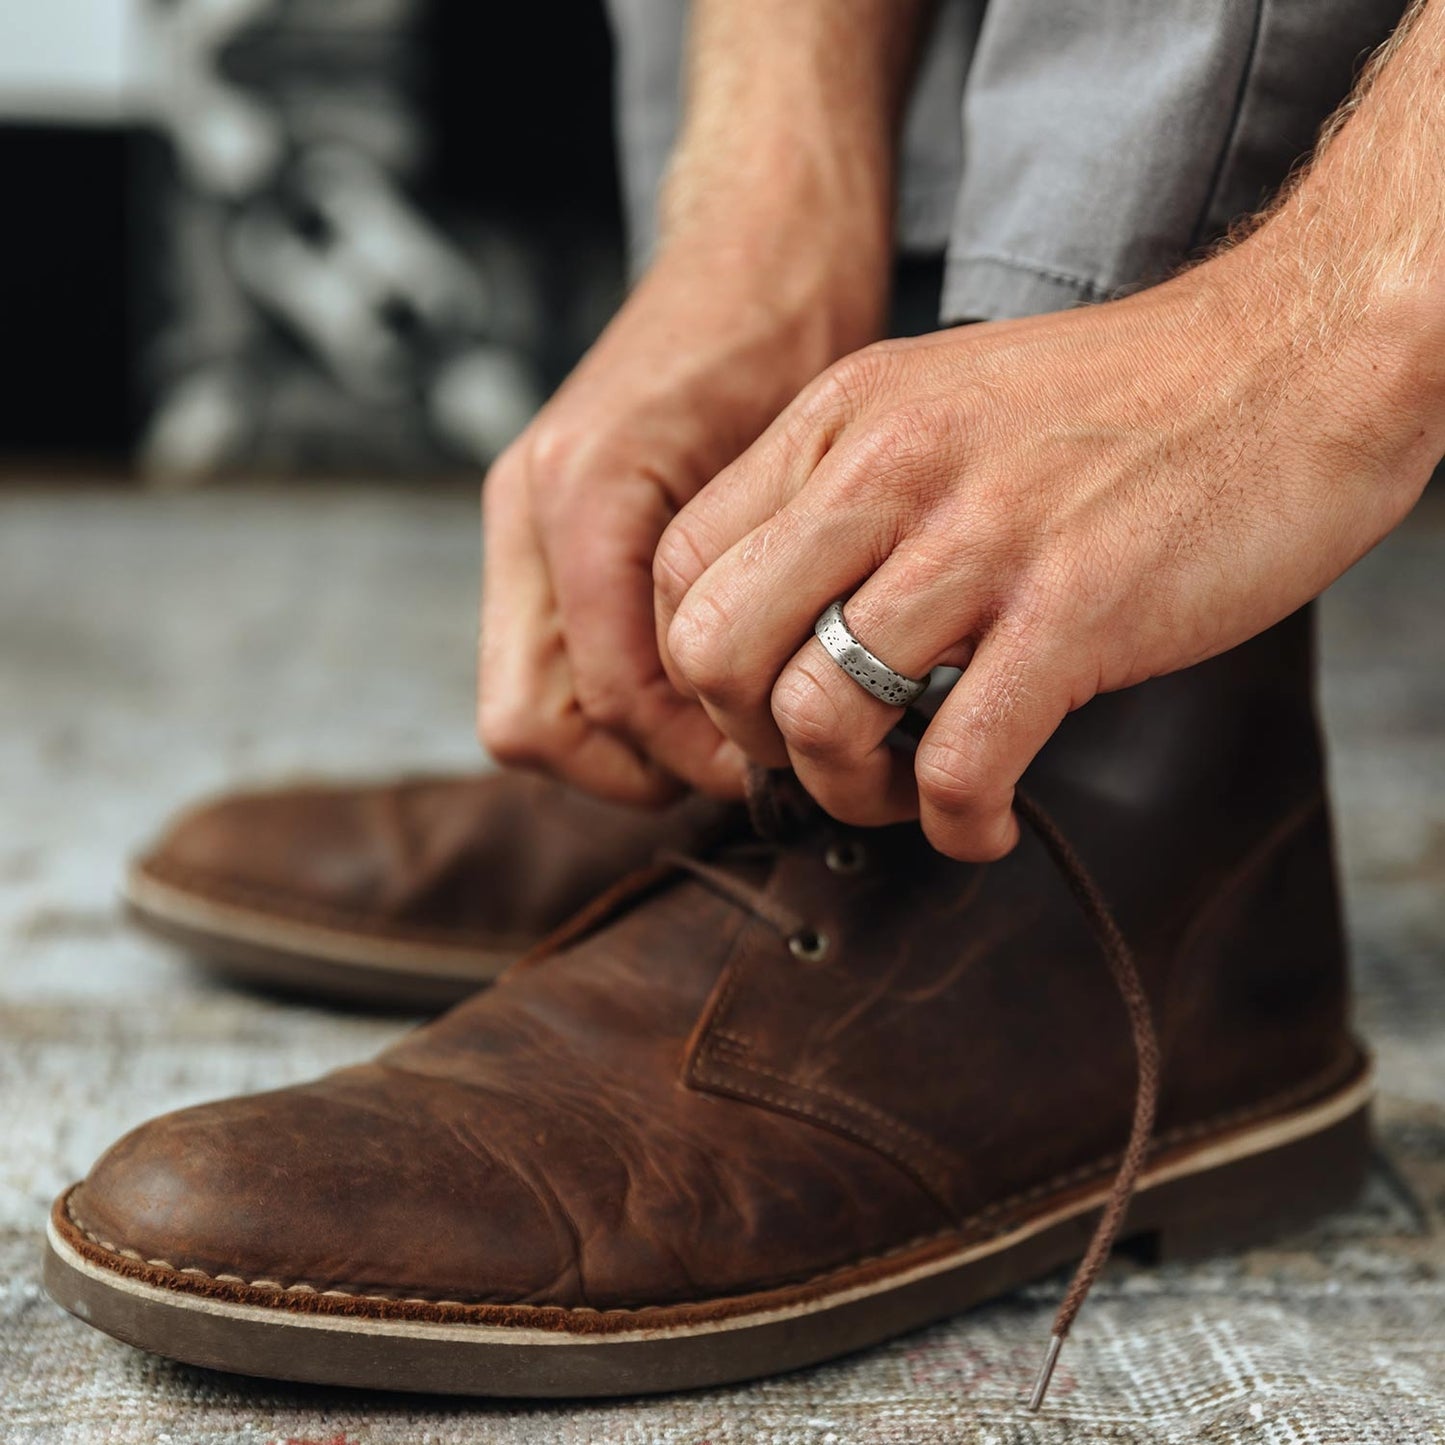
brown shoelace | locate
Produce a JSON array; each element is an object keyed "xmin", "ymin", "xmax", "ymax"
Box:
[{"xmin": 661, "ymin": 769, "xmax": 1161, "ymax": 1412}]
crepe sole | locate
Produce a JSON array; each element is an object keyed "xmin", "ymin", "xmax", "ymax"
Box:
[{"xmin": 45, "ymin": 1063, "xmax": 1372, "ymax": 1397}]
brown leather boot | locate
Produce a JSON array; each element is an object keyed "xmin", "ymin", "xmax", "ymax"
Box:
[
  {"xmin": 48, "ymin": 609, "xmax": 1370, "ymax": 1402},
  {"xmin": 126, "ymin": 770, "xmax": 735, "ymax": 1007}
]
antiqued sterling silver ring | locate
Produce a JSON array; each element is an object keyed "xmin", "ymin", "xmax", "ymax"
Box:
[{"xmin": 814, "ymin": 601, "xmax": 931, "ymax": 707}]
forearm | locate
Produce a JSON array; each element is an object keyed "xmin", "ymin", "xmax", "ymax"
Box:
[
  {"xmin": 656, "ymin": 0, "xmax": 931, "ymax": 342},
  {"xmin": 1239, "ymin": 0, "xmax": 1445, "ymax": 481}
]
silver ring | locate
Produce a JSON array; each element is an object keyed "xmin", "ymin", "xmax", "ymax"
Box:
[{"xmin": 814, "ymin": 600, "xmax": 931, "ymax": 707}]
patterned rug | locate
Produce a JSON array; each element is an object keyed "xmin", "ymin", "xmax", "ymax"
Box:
[{"xmin": 2, "ymin": 485, "xmax": 1442, "ymax": 1444}]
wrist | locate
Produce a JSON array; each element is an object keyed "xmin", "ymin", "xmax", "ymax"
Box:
[
  {"xmin": 651, "ymin": 193, "xmax": 892, "ymax": 365},
  {"xmin": 1210, "ymin": 216, "xmax": 1445, "ymax": 508},
  {"xmin": 652, "ymin": 0, "xmax": 927, "ymax": 370}
]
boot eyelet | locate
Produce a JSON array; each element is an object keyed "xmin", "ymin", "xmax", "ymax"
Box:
[
  {"xmin": 825, "ymin": 841, "xmax": 866, "ymax": 875},
  {"xmin": 787, "ymin": 928, "xmax": 830, "ymax": 963}
]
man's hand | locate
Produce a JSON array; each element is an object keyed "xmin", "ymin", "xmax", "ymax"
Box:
[
  {"xmin": 479, "ymin": 0, "xmax": 925, "ymax": 803},
  {"xmin": 656, "ymin": 0, "xmax": 1445, "ymax": 855},
  {"xmin": 479, "ymin": 235, "xmax": 884, "ymax": 803},
  {"xmin": 655, "ymin": 217, "xmax": 1443, "ymax": 856}
]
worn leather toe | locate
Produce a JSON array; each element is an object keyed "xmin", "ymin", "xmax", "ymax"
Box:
[{"xmin": 68, "ymin": 1066, "xmax": 572, "ymax": 1302}]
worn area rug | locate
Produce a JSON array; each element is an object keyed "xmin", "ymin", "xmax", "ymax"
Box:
[{"xmin": 2, "ymin": 485, "xmax": 1443, "ymax": 1444}]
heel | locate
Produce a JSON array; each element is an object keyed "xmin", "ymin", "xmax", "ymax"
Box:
[{"xmin": 1129, "ymin": 1100, "xmax": 1372, "ymax": 1263}]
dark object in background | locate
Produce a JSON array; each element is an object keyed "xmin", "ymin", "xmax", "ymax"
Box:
[
  {"xmin": 422, "ymin": 0, "xmax": 624, "ymax": 393},
  {"xmin": 0, "ymin": 124, "xmax": 161, "ymax": 464},
  {"xmin": 424, "ymin": 3, "xmax": 619, "ymax": 228},
  {"xmin": 0, "ymin": 0, "xmax": 625, "ymax": 479}
]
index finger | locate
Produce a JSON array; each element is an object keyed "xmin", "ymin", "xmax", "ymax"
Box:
[{"xmin": 651, "ymin": 372, "xmax": 851, "ymax": 690}]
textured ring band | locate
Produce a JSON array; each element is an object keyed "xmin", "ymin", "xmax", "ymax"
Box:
[{"xmin": 814, "ymin": 601, "xmax": 931, "ymax": 707}]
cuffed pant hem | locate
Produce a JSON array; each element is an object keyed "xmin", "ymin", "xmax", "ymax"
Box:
[{"xmin": 939, "ymin": 254, "xmax": 1113, "ymax": 323}]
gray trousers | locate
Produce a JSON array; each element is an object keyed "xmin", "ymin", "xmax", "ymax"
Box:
[{"xmin": 606, "ymin": 0, "xmax": 1407, "ymax": 322}]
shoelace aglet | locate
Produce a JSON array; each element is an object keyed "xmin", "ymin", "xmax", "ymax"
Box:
[{"xmin": 1027, "ymin": 1333, "xmax": 1064, "ymax": 1412}]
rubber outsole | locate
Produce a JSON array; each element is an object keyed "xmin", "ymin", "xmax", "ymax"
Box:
[{"xmin": 44, "ymin": 1062, "xmax": 1373, "ymax": 1398}]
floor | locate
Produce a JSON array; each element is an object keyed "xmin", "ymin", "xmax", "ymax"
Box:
[{"xmin": 1, "ymin": 483, "xmax": 1442, "ymax": 1444}]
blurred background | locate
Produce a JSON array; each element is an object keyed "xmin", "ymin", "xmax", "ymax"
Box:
[{"xmin": 0, "ymin": 0, "xmax": 625, "ymax": 481}]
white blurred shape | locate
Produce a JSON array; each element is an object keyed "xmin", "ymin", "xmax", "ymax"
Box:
[
  {"xmin": 298, "ymin": 148, "xmax": 491, "ymax": 327},
  {"xmin": 430, "ymin": 349, "xmax": 540, "ymax": 465},
  {"xmin": 139, "ymin": 366, "xmax": 249, "ymax": 485},
  {"xmin": 147, "ymin": 0, "xmax": 286, "ymax": 195},
  {"xmin": 0, "ymin": 0, "xmax": 145, "ymax": 123},
  {"xmin": 180, "ymin": 86, "xmax": 284, "ymax": 194},
  {"xmin": 230, "ymin": 200, "xmax": 411, "ymax": 401}
]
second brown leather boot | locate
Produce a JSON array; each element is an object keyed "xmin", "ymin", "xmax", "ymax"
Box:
[
  {"xmin": 49, "ymin": 609, "xmax": 1370, "ymax": 1402},
  {"xmin": 126, "ymin": 770, "xmax": 735, "ymax": 1007}
]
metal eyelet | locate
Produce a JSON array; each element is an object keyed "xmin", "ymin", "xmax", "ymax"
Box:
[
  {"xmin": 787, "ymin": 928, "xmax": 830, "ymax": 963},
  {"xmin": 825, "ymin": 840, "xmax": 867, "ymax": 875}
]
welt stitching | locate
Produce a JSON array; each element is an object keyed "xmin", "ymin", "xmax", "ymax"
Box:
[
  {"xmin": 66, "ymin": 1053, "xmax": 1359, "ymax": 1313},
  {"xmin": 709, "ymin": 1030, "xmax": 753, "ymax": 1051},
  {"xmin": 62, "ymin": 1189, "xmax": 950, "ymax": 1315},
  {"xmin": 692, "ymin": 948, "xmax": 748, "ymax": 1064}
]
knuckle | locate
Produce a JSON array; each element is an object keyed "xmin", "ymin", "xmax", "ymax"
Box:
[
  {"xmin": 478, "ymin": 700, "xmax": 551, "ymax": 767},
  {"xmin": 802, "ymin": 345, "xmax": 888, "ymax": 419},
  {"xmin": 772, "ymin": 668, "xmax": 849, "ymax": 761},
  {"xmin": 836, "ymin": 341, "xmax": 895, "ymax": 393},
  {"xmin": 666, "ymin": 604, "xmax": 737, "ymax": 701},
  {"xmin": 815, "ymin": 417, "xmax": 940, "ymax": 559},
  {"xmin": 522, "ymin": 423, "xmax": 630, "ymax": 530},
  {"xmin": 871, "ymin": 402, "xmax": 936, "ymax": 455},
  {"xmin": 652, "ymin": 518, "xmax": 710, "ymax": 612},
  {"xmin": 824, "ymin": 408, "xmax": 943, "ymax": 524},
  {"xmin": 914, "ymin": 740, "xmax": 988, "ymax": 816},
  {"xmin": 523, "ymin": 417, "xmax": 582, "ymax": 482},
  {"xmin": 841, "ymin": 408, "xmax": 934, "ymax": 481},
  {"xmin": 484, "ymin": 435, "xmax": 527, "ymax": 484},
  {"xmin": 481, "ymin": 442, "xmax": 528, "ymax": 515}
]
